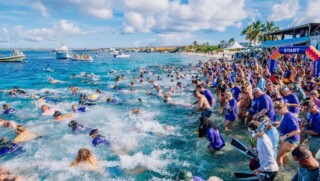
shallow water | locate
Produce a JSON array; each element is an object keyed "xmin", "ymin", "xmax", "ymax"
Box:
[{"xmin": 0, "ymin": 51, "xmax": 294, "ymax": 180}]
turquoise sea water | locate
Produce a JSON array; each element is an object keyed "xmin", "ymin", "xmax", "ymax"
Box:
[{"xmin": 0, "ymin": 51, "xmax": 293, "ymax": 181}]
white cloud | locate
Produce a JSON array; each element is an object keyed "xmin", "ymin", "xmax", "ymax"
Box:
[
  {"xmin": 123, "ymin": 11, "xmax": 155, "ymax": 33},
  {"xmin": 155, "ymin": 33, "xmax": 193, "ymax": 46},
  {"xmin": 122, "ymin": 0, "xmax": 248, "ymax": 34},
  {"xmin": 43, "ymin": 0, "xmax": 113, "ymax": 19},
  {"xmin": 0, "ymin": 27, "xmax": 10, "ymax": 42},
  {"xmin": 59, "ymin": 20, "xmax": 84, "ymax": 35},
  {"xmin": 20, "ymin": 20, "xmax": 86, "ymax": 41},
  {"xmin": 290, "ymin": 0, "xmax": 320, "ymax": 26},
  {"xmin": 268, "ymin": 0, "xmax": 299, "ymax": 22},
  {"xmin": 306, "ymin": 0, "xmax": 320, "ymax": 20},
  {"xmin": 32, "ymin": 1, "xmax": 49, "ymax": 17},
  {"xmin": 86, "ymin": 8, "xmax": 112, "ymax": 19},
  {"xmin": 122, "ymin": 0, "xmax": 169, "ymax": 14}
]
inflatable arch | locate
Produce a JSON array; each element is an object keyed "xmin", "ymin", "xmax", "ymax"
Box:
[{"xmin": 268, "ymin": 46, "xmax": 320, "ymax": 77}]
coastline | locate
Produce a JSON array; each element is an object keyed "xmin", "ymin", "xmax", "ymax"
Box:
[{"xmin": 179, "ymin": 52, "xmax": 233, "ymax": 60}]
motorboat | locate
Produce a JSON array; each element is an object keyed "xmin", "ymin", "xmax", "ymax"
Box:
[
  {"xmin": 71, "ymin": 54, "xmax": 93, "ymax": 61},
  {"xmin": 110, "ymin": 50, "xmax": 119, "ymax": 55},
  {"xmin": 0, "ymin": 49, "xmax": 26, "ymax": 62},
  {"xmin": 114, "ymin": 52, "xmax": 130, "ymax": 58},
  {"xmin": 56, "ymin": 44, "xmax": 72, "ymax": 59}
]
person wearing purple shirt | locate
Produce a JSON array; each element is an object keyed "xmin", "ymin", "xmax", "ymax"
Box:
[
  {"xmin": 282, "ymin": 87, "xmax": 300, "ymax": 117},
  {"xmin": 198, "ymin": 117, "xmax": 225, "ymax": 153},
  {"xmin": 230, "ymin": 82, "xmax": 241, "ymax": 101},
  {"xmin": 197, "ymin": 84, "xmax": 215, "ymax": 107},
  {"xmin": 274, "ymin": 101, "xmax": 301, "ymax": 167},
  {"xmin": 252, "ymin": 88, "xmax": 275, "ymax": 122},
  {"xmin": 301, "ymin": 99, "xmax": 320, "ymax": 156},
  {"xmin": 223, "ymin": 91, "xmax": 237, "ymax": 131},
  {"xmin": 177, "ymin": 171, "xmax": 205, "ymax": 181}
]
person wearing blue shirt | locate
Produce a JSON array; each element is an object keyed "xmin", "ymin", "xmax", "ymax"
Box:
[
  {"xmin": 89, "ymin": 129, "xmax": 110, "ymax": 147},
  {"xmin": 291, "ymin": 146, "xmax": 319, "ymax": 181},
  {"xmin": 72, "ymin": 104, "xmax": 86, "ymax": 113},
  {"xmin": 301, "ymin": 100, "xmax": 320, "ymax": 156},
  {"xmin": 258, "ymin": 116, "xmax": 280, "ymax": 160},
  {"xmin": 274, "ymin": 101, "xmax": 301, "ymax": 167},
  {"xmin": 254, "ymin": 73, "xmax": 266, "ymax": 92},
  {"xmin": 252, "ymin": 88, "xmax": 275, "ymax": 122},
  {"xmin": 2, "ymin": 104, "xmax": 16, "ymax": 116},
  {"xmin": 68, "ymin": 120, "xmax": 91, "ymax": 134},
  {"xmin": 282, "ymin": 87, "xmax": 300, "ymax": 117}
]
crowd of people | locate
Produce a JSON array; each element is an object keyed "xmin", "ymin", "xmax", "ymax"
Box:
[
  {"xmin": 192, "ymin": 53, "xmax": 320, "ymax": 180},
  {"xmin": 0, "ymin": 51, "xmax": 320, "ymax": 180}
]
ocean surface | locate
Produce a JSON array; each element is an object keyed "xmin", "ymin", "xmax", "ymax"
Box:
[{"xmin": 0, "ymin": 51, "xmax": 294, "ymax": 181}]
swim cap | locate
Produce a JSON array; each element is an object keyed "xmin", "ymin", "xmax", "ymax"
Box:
[
  {"xmin": 178, "ymin": 171, "xmax": 193, "ymax": 181},
  {"xmin": 53, "ymin": 111, "xmax": 61, "ymax": 118},
  {"xmin": 68, "ymin": 120, "xmax": 78, "ymax": 127},
  {"xmin": 89, "ymin": 129, "xmax": 99, "ymax": 136}
]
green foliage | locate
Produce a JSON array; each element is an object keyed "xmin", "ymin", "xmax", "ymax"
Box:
[
  {"xmin": 181, "ymin": 43, "xmax": 221, "ymax": 53},
  {"xmin": 247, "ymin": 135, "xmax": 257, "ymax": 148},
  {"xmin": 241, "ymin": 21, "xmax": 280, "ymax": 46}
]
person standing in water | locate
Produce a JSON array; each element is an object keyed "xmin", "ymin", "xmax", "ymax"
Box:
[
  {"xmin": 198, "ymin": 117, "xmax": 225, "ymax": 153},
  {"xmin": 247, "ymin": 121, "xmax": 279, "ymax": 181},
  {"xmin": 196, "ymin": 84, "xmax": 215, "ymax": 108},
  {"xmin": 189, "ymin": 90, "xmax": 212, "ymax": 118}
]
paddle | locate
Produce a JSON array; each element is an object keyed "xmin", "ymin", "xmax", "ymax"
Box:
[{"xmin": 231, "ymin": 139, "xmax": 258, "ymax": 159}]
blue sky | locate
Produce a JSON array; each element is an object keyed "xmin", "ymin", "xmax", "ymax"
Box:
[{"xmin": 0, "ymin": 0, "xmax": 318, "ymax": 48}]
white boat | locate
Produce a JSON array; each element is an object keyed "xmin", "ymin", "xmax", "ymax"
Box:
[
  {"xmin": 114, "ymin": 53, "xmax": 130, "ymax": 58},
  {"xmin": 71, "ymin": 54, "xmax": 93, "ymax": 61},
  {"xmin": 56, "ymin": 44, "xmax": 72, "ymax": 59},
  {"xmin": 110, "ymin": 50, "xmax": 119, "ymax": 55},
  {"xmin": 0, "ymin": 49, "xmax": 26, "ymax": 62}
]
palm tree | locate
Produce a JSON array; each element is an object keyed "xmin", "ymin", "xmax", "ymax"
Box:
[
  {"xmin": 250, "ymin": 21, "xmax": 264, "ymax": 46},
  {"xmin": 241, "ymin": 25, "xmax": 254, "ymax": 46},
  {"xmin": 219, "ymin": 40, "xmax": 226, "ymax": 48},
  {"xmin": 193, "ymin": 41, "xmax": 198, "ymax": 47},
  {"xmin": 228, "ymin": 38, "xmax": 235, "ymax": 46},
  {"xmin": 262, "ymin": 21, "xmax": 280, "ymax": 41}
]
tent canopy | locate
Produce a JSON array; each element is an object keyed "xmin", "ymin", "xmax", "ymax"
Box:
[{"xmin": 225, "ymin": 41, "xmax": 245, "ymax": 49}]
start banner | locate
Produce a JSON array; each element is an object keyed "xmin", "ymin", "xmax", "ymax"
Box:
[{"xmin": 278, "ymin": 46, "xmax": 308, "ymax": 54}]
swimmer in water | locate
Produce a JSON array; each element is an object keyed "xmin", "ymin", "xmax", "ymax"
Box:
[
  {"xmin": 130, "ymin": 108, "xmax": 141, "ymax": 115},
  {"xmin": 89, "ymin": 129, "xmax": 110, "ymax": 147},
  {"xmin": 0, "ymin": 167, "xmax": 23, "ymax": 181},
  {"xmin": 2, "ymin": 104, "xmax": 16, "ymax": 116},
  {"xmin": 69, "ymin": 148, "xmax": 100, "ymax": 171},
  {"xmin": 68, "ymin": 120, "xmax": 92, "ymax": 134},
  {"xmin": 68, "ymin": 86, "xmax": 80, "ymax": 94},
  {"xmin": 49, "ymin": 77, "xmax": 58, "ymax": 84},
  {"xmin": 72, "ymin": 104, "xmax": 86, "ymax": 113},
  {"xmin": 11, "ymin": 86, "xmax": 26, "ymax": 95},
  {"xmin": 53, "ymin": 111, "xmax": 73, "ymax": 121},
  {"xmin": 34, "ymin": 96, "xmax": 46, "ymax": 106},
  {"xmin": 41, "ymin": 104, "xmax": 55, "ymax": 116},
  {"xmin": 106, "ymin": 97, "xmax": 119, "ymax": 104},
  {"xmin": 13, "ymin": 125, "xmax": 38, "ymax": 143},
  {"xmin": 0, "ymin": 119, "xmax": 18, "ymax": 130}
]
